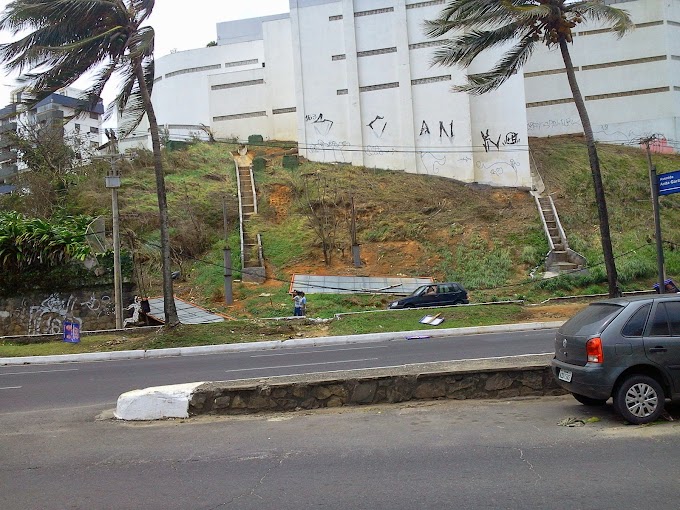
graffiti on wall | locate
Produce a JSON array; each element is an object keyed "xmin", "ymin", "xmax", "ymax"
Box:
[
  {"xmin": 481, "ymin": 129, "xmax": 520, "ymax": 153},
  {"xmin": 306, "ymin": 113, "xmax": 334, "ymax": 136},
  {"xmin": 476, "ymin": 159, "xmax": 520, "ymax": 185},
  {"xmin": 80, "ymin": 293, "xmax": 115, "ymax": 318},
  {"xmin": 419, "ymin": 152, "xmax": 446, "ymax": 175},
  {"xmin": 366, "ymin": 145, "xmax": 394, "ymax": 156},
  {"xmin": 28, "ymin": 294, "xmax": 80, "ymax": 335},
  {"xmin": 0, "ymin": 290, "xmax": 118, "ymax": 335},
  {"xmin": 308, "ymin": 139, "xmax": 351, "ymax": 163},
  {"xmin": 419, "ymin": 120, "xmax": 455, "ymax": 140},
  {"xmin": 367, "ymin": 115, "xmax": 388, "ymax": 138},
  {"xmin": 641, "ymin": 136, "xmax": 674, "ymax": 154},
  {"xmin": 527, "ymin": 118, "xmax": 581, "ymax": 133}
]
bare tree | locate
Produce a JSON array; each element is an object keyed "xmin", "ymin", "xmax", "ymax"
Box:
[{"xmin": 301, "ymin": 173, "xmax": 343, "ymax": 266}]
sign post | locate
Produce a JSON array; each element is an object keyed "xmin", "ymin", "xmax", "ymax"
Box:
[{"xmin": 651, "ymin": 168, "xmax": 680, "ymax": 293}]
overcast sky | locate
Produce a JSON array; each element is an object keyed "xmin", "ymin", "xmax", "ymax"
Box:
[{"xmin": 0, "ymin": 0, "xmax": 290, "ymax": 106}]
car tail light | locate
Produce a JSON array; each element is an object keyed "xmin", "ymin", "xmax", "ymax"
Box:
[{"xmin": 586, "ymin": 337, "xmax": 604, "ymax": 363}]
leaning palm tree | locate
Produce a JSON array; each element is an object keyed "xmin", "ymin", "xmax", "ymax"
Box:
[
  {"xmin": 425, "ymin": 0, "xmax": 633, "ymax": 298},
  {"xmin": 0, "ymin": 0, "xmax": 179, "ymax": 325}
]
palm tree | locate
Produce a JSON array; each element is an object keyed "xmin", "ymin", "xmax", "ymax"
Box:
[
  {"xmin": 0, "ymin": 0, "xmax": 179, "ymax": 325},
  {"xmin": 425, "ymin": 0, "xmax": 633, "ymax": 298}
]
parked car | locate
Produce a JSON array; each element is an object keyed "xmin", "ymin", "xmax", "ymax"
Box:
[
  {"xmin": 551, "ymin": 294, "xmax": 680, "ymax": 424},
  {"xmin": 388, "ymin": 282, "xmax": 469, "ymax": 309}
]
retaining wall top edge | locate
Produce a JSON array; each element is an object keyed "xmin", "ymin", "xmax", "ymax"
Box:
[{"xmin": 196, "ymin": 354, "xmax": 555, "ymax": 392}]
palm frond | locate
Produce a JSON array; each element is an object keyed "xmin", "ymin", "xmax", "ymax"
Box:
[
  {"xmin": 454, "ymin": 36, "xmax": 536, "ymax": 95},
  {"xmin": 569, "ymin": 1, "xmax": 633, "ymax": 37},
  {"xmin": 431, "ymin": 21, "xmax": 533, "ymax": 68}
]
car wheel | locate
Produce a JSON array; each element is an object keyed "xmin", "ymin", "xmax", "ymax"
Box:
[
  {"xmin": 572, "ymin": 393, "xmax": 607, "ymax": 406},
  {"xmin": 613, "ymin": 375, "xmax": 664, "ymax": 424}
]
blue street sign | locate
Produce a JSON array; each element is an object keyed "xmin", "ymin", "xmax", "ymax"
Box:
[{"xmin": 658, "ymin": 170, "xmax": 680, "ymax": 196}]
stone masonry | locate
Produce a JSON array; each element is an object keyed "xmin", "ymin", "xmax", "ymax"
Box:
[{"xmin": 189, "ymin": 356, "xmax": 566, "ymax": 417}]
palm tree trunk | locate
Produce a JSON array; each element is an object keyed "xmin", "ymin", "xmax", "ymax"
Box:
[
  {"xmin": 134, "ymin": 63, "xmax": 180, "ymax": 326},
  {"xmin": 559, "ymin": 39, "xmax": 619, "ymax": 297}
]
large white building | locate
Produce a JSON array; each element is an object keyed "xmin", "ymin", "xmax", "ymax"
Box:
[
  {"xmin": 132, "ymin": 0, "xmax": 532, "ymax": 188},
  {"xmin": 524, "ymin": 0, "xmax": 680, "ymax": 152},
  {"xmin": 0, "ymin": 87, "xmax": 104, "ymax": 183},
  {"xmin": 127, "ymin": 0, "xmax": 678, "ymax": 187}
]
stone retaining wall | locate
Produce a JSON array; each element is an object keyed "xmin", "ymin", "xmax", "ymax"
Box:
[
  {"xmin": 189, "ymin": 359, "xmax": 566, "ymax": 416},
  {"xmin": 0, "ymin": 285, "xmax": 135, "ymax": 336}
]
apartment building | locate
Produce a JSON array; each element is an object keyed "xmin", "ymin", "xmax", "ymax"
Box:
[{"xmin": 0, "ymin": 87, "xmax": 104, "ymax": 183}]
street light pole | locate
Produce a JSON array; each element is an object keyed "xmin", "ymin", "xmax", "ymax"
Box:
[{"xmin": 105, "ymin": 160, "xmax": 123, "ymax": 329}]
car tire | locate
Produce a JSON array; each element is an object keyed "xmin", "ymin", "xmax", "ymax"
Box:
[
  {"xmin": 572, "ymin": 393, "xmax": 607, "ymax": 406},
  {"xmin": 613, "ymin": 375, "xmax": 664, "ymax": 424}
]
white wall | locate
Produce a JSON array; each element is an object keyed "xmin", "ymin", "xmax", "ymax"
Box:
[
  {"xmin": 291, "ymin": 0, "xmax": 531, "ymax": 186},
  {"xmin": 524, "ymin": 0, "xmax": 679, "ymax": 152},
  {"xmin": 153, "ymin": 43, "xmax": 264, "ymax": 141}
]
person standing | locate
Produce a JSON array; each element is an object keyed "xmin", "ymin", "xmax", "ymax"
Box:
[
  {"xmin": 299, "ymin": 292, "xmax": 307, "ymax": 316},
  {"xmin": 292, "ymin": 291, "xmax": 302, "ymax": 316}
]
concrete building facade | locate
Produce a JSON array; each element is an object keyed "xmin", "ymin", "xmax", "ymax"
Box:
[
  {"xmin": 0, "ymin": 87, "xmax": 104, "ymax": 183},
  {"xmin": 524, "ymin": 0, "xmax": 680, "ymax": 153},
  {"xmin": 289, "ymin": 0, "xmax": 531, "ymax": 187},
  {"xmin": 143, "ymin": 0, "xmax": 532, "ymax": 188}
]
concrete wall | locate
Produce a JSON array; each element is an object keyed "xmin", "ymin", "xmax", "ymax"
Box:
[
  {"xmin": 209, "ymin": 18, "xmax": 297, "ymax": 141},
  {"xmin": 0, "ymin": 286, "xmax": 135, "ymax": 336},
  {"xmin": 187, "ymin": 356, "xmax": 565, "ymax": 417},
  {"xmin": 524, "ymin": 0, "xmax": 680, "ymax": 152},
  {"xmin": 291, "ymin": 0, "xmax": 532, "ymax": 186}
]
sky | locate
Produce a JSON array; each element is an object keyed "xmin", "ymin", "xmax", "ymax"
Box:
[{"xmin": 0, "ymin": 0, "xmax": 290, "ymax": 106}]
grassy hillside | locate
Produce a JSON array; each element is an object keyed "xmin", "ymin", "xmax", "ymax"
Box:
[{"xmin": 4, "ymin": 136, "xmax": 680, "ymax": 319}]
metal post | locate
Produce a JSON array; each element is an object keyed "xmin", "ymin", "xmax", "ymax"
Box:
[
  {"xmin": 645, "ymin": 140, "xmax": 665, "ymax": 293},
  {"xmin": 351, "ymin": 195, "xmax": 361, "ymax": 267},
  {"xmin": 223, "ymin": 196, "xmax": 233, "ymax": 304},
  {"xmin": 105, "ymin": 157, "xmax": 123, "ymax": 329},
  {"xmin": 111, "ymin": 187, "xmax": 123, "ymax": 328},
  {"xmin": 650, "ymin": 165, "xmax": 666, "ymax": 293}
]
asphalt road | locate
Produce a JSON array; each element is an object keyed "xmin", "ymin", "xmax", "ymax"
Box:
[
  {"xmin": 3, "ymin": 394, "xmax": 680, "ymax": 510},
  {"xmin": 0, "ymin": 328, "xmax": 556, "ymax": 413}
]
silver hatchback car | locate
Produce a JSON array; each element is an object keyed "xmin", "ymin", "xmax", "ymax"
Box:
[{"xmin": 552, "ymin": 294, "xmax": 680, "ymax": 424}]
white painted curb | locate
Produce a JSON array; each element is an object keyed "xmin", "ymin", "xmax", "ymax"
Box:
[
  {"xmin": 0, "ymin": 321, "xmax": 565, "ymax": 366},
  {"xmin": 114, "ymin": 382, "xmax": 205, "ymax": 421}
]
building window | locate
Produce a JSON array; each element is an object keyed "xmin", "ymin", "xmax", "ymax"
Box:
[
  {"xmin": 89, "ymin": 112, "xmax": 99, "ymax": 120},
  {"xmin": 74, "ymin": 123, "xmax": 80, "ymax": 132},
  {"xmin": 90, "ymin": 126, "xmax": 99, "ymax": 134}
]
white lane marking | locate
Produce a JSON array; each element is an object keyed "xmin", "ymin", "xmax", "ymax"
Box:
[
  {"xmin": 0, "ymin": 368, "xmax": 79, "ymax": 376},
  {"xmin": 227, "ymin": 353, "xmax": 554, "ymax": 379},
  {"xmin": 225, "ymin": 358, "xmax": 380, "ymax": 373},
  {"xmin": 0, "ymin": 386, "xmax": 22, "ymax": 390},
  {"xmin": 250, "ymin": 346, "xmax": 388, "ymax": 358}
]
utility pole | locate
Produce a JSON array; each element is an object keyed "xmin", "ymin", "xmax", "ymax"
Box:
[
  {"xmin": 105, "ymin": 158, "xmax": 124, "ymax": 328},
  {"xmin": 222, "ymin": 195, "xmax": 233, "ymax": 305},
  {"xmin": 643, "ymin": 136, "xmax": 666, "ymax": 293},
  {"xmin": 350, "ymin": 195, "xmax": 361, "ymax": 267}
]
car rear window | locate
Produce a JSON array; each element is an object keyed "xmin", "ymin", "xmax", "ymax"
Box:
[{"xmin": 560, "ymin": 303, "xmax": 624, "ymax": 337}]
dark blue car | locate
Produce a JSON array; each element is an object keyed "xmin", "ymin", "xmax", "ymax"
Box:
[{"xmin": 388, "ymin": 282, "xmax": 469, "ymax": 309}]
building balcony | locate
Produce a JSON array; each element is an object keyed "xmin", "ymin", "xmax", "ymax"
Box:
[{"xmin": 37, "ymin": 109, "xmax": 64, "ymax": 123}]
